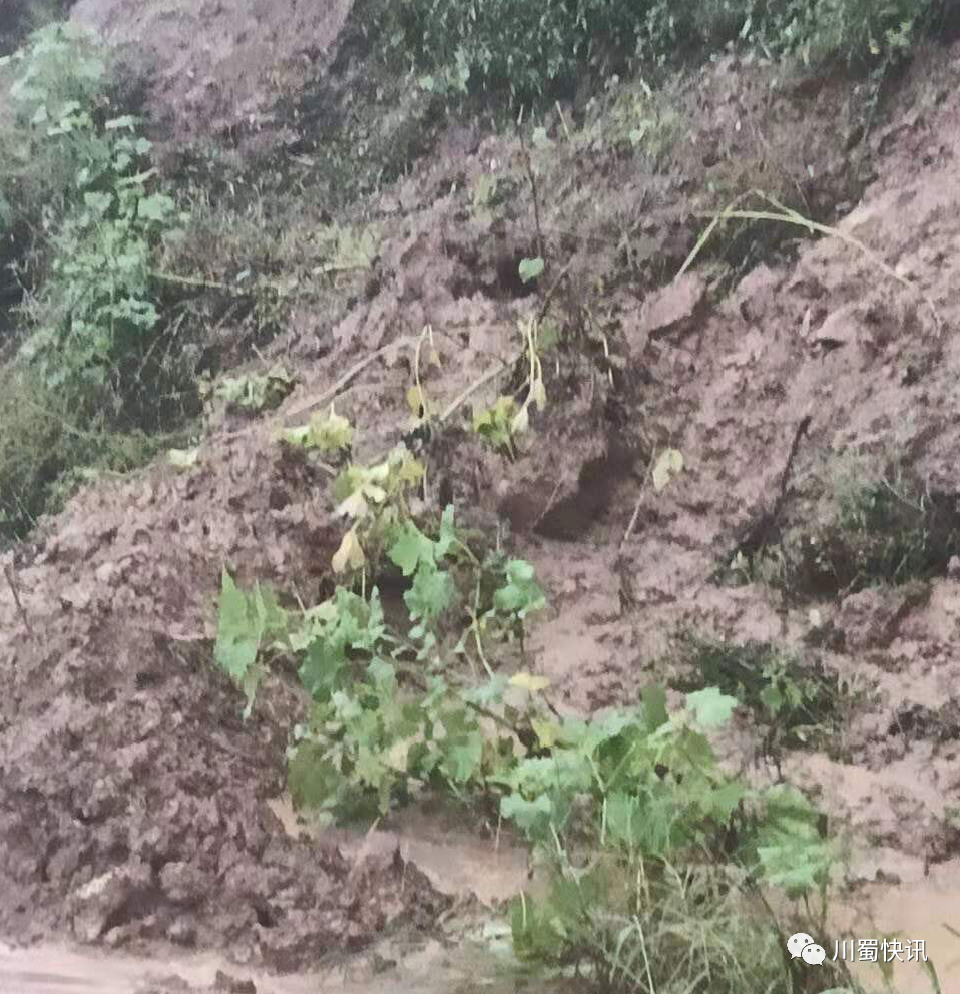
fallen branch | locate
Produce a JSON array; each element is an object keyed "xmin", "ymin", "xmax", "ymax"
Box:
[{"xmin": 679, "ymin": 190, "xmax": 943, "ymax": 334}]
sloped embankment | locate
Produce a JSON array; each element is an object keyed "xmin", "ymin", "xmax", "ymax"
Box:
[{"xmin": 2, "ymin": 7, "xmax": 960, "ymax": 983}]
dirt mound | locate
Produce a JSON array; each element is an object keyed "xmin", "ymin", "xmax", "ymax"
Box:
[
  {"xmin": 0, "ymin": 433, "xmax": 444, "ymax": 968},
  {"xmin": 70, "ymin": 0, "xmax": 353, "ymax": 157}
]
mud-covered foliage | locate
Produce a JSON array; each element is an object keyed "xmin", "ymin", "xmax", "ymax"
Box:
[{"xmin": 212, "ymin": 410, "xmax": 839, "ymax": 993}]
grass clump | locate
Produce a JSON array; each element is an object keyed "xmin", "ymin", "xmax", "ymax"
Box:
[
  {"xmin": 0, "ymin": 366, "xmax": 179, "ymax": 543},
  {"xmin": 784, "ymin": 459, "xmax": 960, "ymax": 597},
  {"xmin": 717, "ymin": 455, "xmax": 960, "ymax": 599},
  {"xmin": 672, "ymin": 634, "xmax": 847, "ymax": 762},
  {"xmin": 372, "ymin": 0, "xmax": 951, "ymax": 108}
]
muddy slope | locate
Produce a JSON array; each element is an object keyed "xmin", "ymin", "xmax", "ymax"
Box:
[
  {"xmin": 2, "ymin": 14, "xmax": 960, "ymax": 977},
  {"xmin": 0, "ymin": 438, "xmax": 444, "ymax": 966}
]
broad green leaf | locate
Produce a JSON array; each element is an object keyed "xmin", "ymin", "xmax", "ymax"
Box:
[
  {"xmin": 518, "ymin": 257, "xmax": 544, "ymax": 283},
  {"xmin": 298, "ymin": 639, "xmax": 348, "ymax": 701},
  {"xmin": 137, "ymin": 192, "xmax": 174, "ymax": 221},
  {"xmin": 388, "ymin": 522, "xmax": 435, "ymax": 576},
  {"xmin": 213, "ymin": 570, "xmax": 261, "ymax": 684},
  {"xmin": 493, "ymin": 559, "xmax": 546, "ymax": 619},
  {"xmin": 404, "ymin": 563, "xmax": 453, "ymax": 624},
  {"xmin": 684, "ymin": 686, "xmax": 737, "ymax": 727},
  {"xmin": 500, "ymin": 792, "xmax": 553, "ymax": 834},
  {"xmin": 641, "ymin": 684, "xmax": 669, "ymax": 730},
  {"xmin": 443, "ymin": 730, "xmax": 484, "ymax": 783}
]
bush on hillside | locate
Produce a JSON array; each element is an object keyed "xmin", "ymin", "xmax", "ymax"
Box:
[{"xmin": 0, "ymin": 23, "xmax": 200, "ymax": 541}]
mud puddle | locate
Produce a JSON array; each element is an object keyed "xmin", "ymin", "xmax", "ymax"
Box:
[
  {"xmin": 0, "ymin": 935, "xmax": 527, "ymax": 994},
  {"xmin": 267, "ymin": 797, "xmax": 530, "ymax": 907},
  {"xmin": 836, "ymin": 866, "xmax": 960, "ymax": 990}
]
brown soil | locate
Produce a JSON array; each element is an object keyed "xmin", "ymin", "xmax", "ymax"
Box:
[
  {"xmin": 4, "ymin": 0, "xmax": 960, "ymax": 986},
  {"xmin": 70, "ymin": 0, "xmax": 354, "ymax": 160}
]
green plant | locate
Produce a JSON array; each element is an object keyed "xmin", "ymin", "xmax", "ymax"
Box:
[
  {"xmin": 0, "ymin": 364, "xmax": 184, "ymax": 544},
  {"xmin": 672, "ymin": 636, "xmax": 847, "ymax": 763},
  {"xmin": 210, "ymin": 395, "xmax": 844, "ymax": 994},
  {"xmin": 279, "ymin": 405, "xmax": 355, "ymax": 456},
  {"xmin": 471, "ymin": 317, "xmax": 546, "ymax": 459},
  {"xmin": 0, "ymin": 22, "xmax": 108, "ymax": 226},
  {"xmin": 1, "ymin": 22, "xmax": 197, "ymax": 432},
  {"xmin": 472, "ymin": 396, "xmax": 522, "ymax": 458},
  {"xmin": 212, "ymin": 503, "xmax": 548, "ymax": 817},
  {"xmin": 784, "ymin": 459, "xmax": 960, "ymax": 596},
  {"xmin": 210, "ymin": 365, "xmax": 296, "ymax": 414},
  {"xmin": 373, "ymin": 0, "xmax": 947, "ymax": 110}
]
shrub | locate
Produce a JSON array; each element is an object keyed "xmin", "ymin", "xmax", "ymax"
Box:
[
  {"xmin": 2, "ymin": 25, "xmax": 194, "ymax": 425},
  {"xmin": 0, "ymin": 23, "xmax": 199, "ymax": 539},
  {"xmin": 0, "ymin": 366, "xmax": 175, "ymax": 544}
]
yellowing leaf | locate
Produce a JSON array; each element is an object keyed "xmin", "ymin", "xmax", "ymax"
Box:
[
  {"xmin": 531, "ymin": 718, "xmax": 561, "ymax": 749},
  {"xmin": 337, "ymin": 490, "xmax": 369, "ymax": 519},
  {"xmin": 385, "ymin": 736, "xmax": 414, "ymax": 772},
  {"xmin": 396, "ymin": 453, "xmax": 425, "ymax": 485},
  {"xmin": 407, "ymin": 385, "xmax": 430, "ymax": 419},
  {"xmin": 652, "ymin": 448, "xmax": 684, "ymax": 492},
  {"xmin": 511, "ymin": 404, "xmax": 529, "ymax": 435},
  {"xmin": 332, "ymin": 527, "xmax": 366, "ymax": 573},
  {"xmin": 509, "ymin": 672, "xmax": 551, "ymax": 693}
]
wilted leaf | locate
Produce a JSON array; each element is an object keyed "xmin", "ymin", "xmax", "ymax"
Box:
[
  {"xmin": 167, "ymin": 447, "xmax": 199, "ymax": 469},
  {"xmin": 332, "ymin": 528, "xmax": 366, "ymax": 573},
  {"xmin": 652, "ymin": 448, "xmax": 684, "ymax": 492}
]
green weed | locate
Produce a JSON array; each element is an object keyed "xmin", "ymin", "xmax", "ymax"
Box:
[
  {"xmin": 672, "ymin": 635, "xmax": 847, "ymax": 765},
  {"xmin": 784, "ymin": 459, "xmax": 960, "ymax": 597},
  {"xmin": 0, "ymin": 365, "xmax": 182, "ymax": 544},
  {"xmin": 1, "ymin": 24, "xmax": 191, "ymax": 421},
  {"xmin": 209, "ymin": 365, "xmax": 296, "ymax": 414},
  {"xmin": 372, "ymin": 0, "xmax": 949, "ymax": 109}
]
